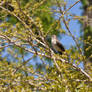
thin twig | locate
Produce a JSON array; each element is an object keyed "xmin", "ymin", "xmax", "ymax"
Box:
[
  {"xmin": 64, "ymin": 0, "xmax": 81, "ymax": 14},
  {"xmin": 0, "ymin": 44, "xmax": 11, "ymax": 49}
]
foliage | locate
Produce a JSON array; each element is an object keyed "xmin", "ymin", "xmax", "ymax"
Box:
[
  {"xmin": 0, "ymin": 0, "xmax": 92, "ymax": 91},
  {"xmin": 81, "ymin": 0, "xmax": 92, "ymax": 61},
  {"xmin": 81, "ymin": 0, "xmax": 92, "ymax": 77}
]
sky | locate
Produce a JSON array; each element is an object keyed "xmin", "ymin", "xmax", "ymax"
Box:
[
  {"xmin": 59, "ymin": 1, "xmax": 83, "ymax": 49},
  {"xmin": 61, "ymin": 0, "xmax": 84, "ymax": 69}
]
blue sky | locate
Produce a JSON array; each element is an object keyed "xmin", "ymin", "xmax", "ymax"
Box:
[
  {"xmin": 59, "ymin": 1, "xmax": 83, "ymax": 49},
  {"xmin": 61, "ymin": 1, "xmax": 84, "ymax": 69}
]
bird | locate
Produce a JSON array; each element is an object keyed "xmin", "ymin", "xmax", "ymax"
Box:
[{"xmin": 51, "ymin": 35, "xmax": 65, "ymax": 55}]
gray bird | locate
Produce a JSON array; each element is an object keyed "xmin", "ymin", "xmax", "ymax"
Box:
[{"xmin": 51, "ymin": 35, "xmax": 65, "ymax": 55}]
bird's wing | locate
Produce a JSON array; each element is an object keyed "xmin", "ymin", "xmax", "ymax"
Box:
[{"xmin": 56, "ymin": 40, "xmax": 65, "ymax": 52}]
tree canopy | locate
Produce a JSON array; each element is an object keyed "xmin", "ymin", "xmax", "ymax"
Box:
[{"xmin": 0, "ymin": 0, "xmax": 92, "ymax": 91}]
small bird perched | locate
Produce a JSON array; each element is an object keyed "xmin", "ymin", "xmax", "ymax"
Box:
[{"xmin": 51, "ymin": 35, "xmax": 65, "ymax": 55}]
